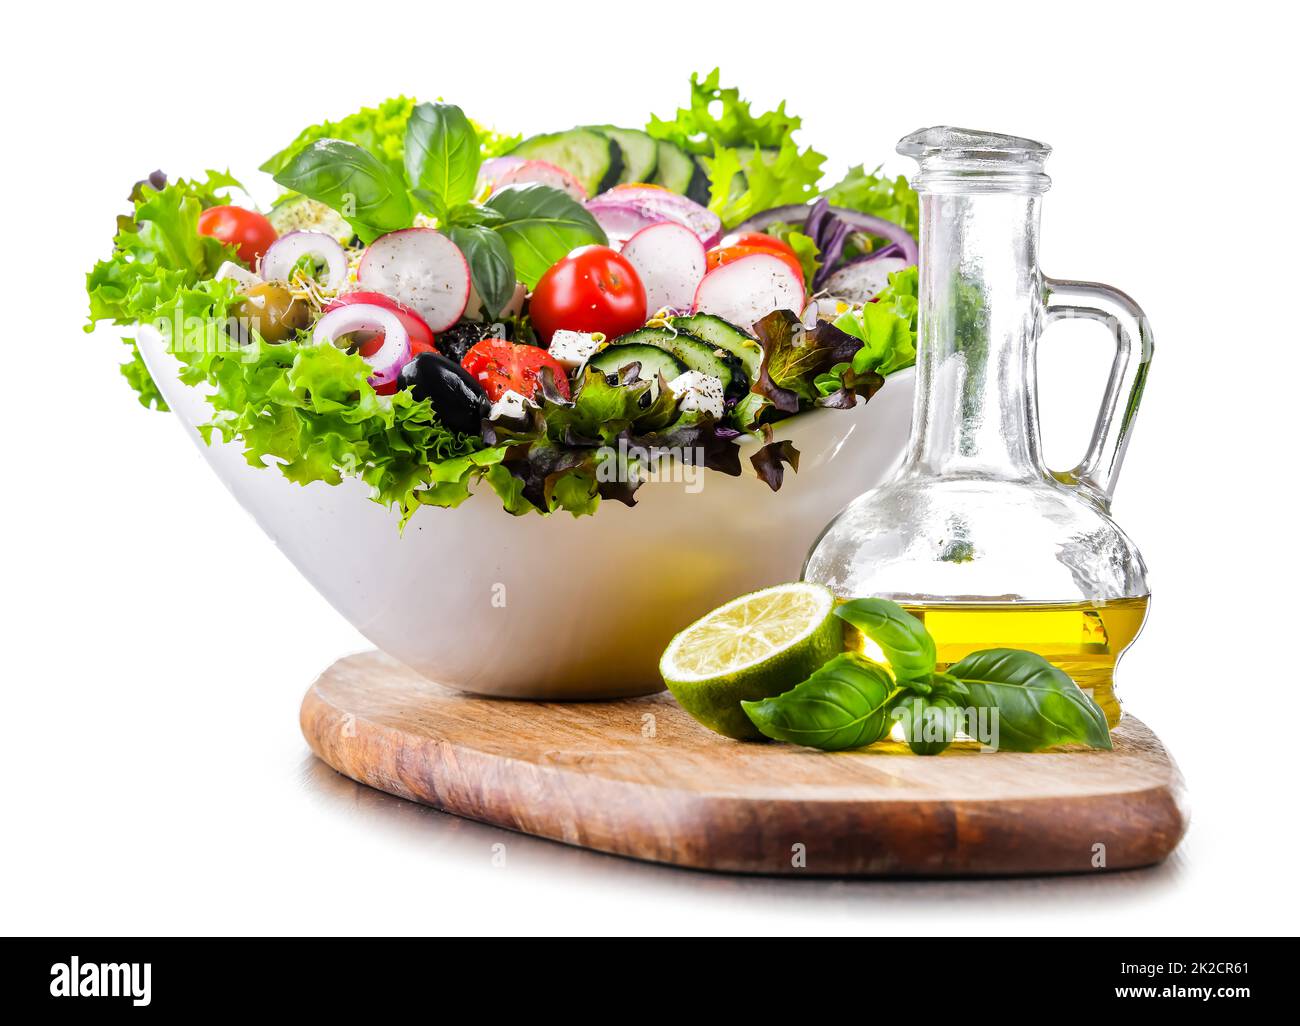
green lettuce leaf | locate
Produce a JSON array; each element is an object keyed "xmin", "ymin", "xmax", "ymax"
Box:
[
  {"xmin": 823, "ymin": 165, "xmax": 920, "ymax": 239},
  {"xmin": 198, "ymin": 328, "xmax": 492, "ymax": 525},
  {"xmin": 130, "ymin": 273, "xmax": 502, "ymax": 525},
  {"xmin": 832, "ymin": 266, "xmax": 919, "ymax": 376},
  {"xmin": 471, "ymin": 363, "xmax": 752, "ymax": 516},
  {"xmin": 647, "ymin": 70, "xmax": 825, "ymax": 228},
  {"xmin": 706, "ymin": 143, "xmax": 824, "ymax": 229},
  {"xmin": 86, "ymin": 171, "xmax": 239, "ymax": 326},
  {"xmin": 471, "ymin": 120, "xmax": 522, "ymax": 161},
  {"xmin": 544, "ymin": 368, "xmax": 677, "ymax": 445},
  {"xmin": 259, "ymin": 97, "xmax": 415, "ymax": 178},
  {"xmin": 85, "ymin": 171, "xmax": 242, "ymax": 409},
  {"xmin": 480, "ymin": 460, "xmax": 532, "ymax": 515},
  {"xmin": 753, "ymin": 310, "xmax": 856, "ymax": 407},
  {"xmin": 748, "ymin": 270, "xmax": 917, "ymax": 422},
  {"xmin": 647, "ymin": 68, "xmax": 804, "ymax": 153},
  {"xmin": 544, "ymin": 467, "xmax": 600, "ymax": 516},
  {"xmin": 117, "ymin": 339, "xmax": 168, "ymax": 410}
]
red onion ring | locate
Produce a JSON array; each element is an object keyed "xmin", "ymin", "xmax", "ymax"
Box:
[
  {"xmin": 858, "ymin": 242, "xmax": 903, "ymax": 262},
  {"xmin": 734, "ymin": 203, "xmax": 918, "ymax": 266},
  {"xmin": 586, "ymin": 203, "xmax": 661, "ymax": 247},
  {"xmin": 312, "ymin": 304, "xmax": 411, "ymax": 386},
  {"xmin": 586, "ymin": 187, "xmax": 723, "ymax": 248}
]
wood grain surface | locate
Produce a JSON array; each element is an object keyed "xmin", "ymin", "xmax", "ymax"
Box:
[{"xmin": 301, "ymin": 650, "xmax": 1188, "ymax": 876}]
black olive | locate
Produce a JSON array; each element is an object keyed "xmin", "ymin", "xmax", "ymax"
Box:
[
  {"xmin": 436, "ymin": 321, "xmax": 497, "ymax": 365},
  {"xmin": 399, "ymin": 353, "xmax": 489, "ymax": 435}
]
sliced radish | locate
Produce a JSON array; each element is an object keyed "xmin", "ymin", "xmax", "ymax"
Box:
[
  {"xmin": 585, "ymin": 187, "xmax": 722, "ymax": 248},
  {"xmin": 621, "ymin": 222, "xmax": 706, "ymax": 313},
  {"xmin": 822, "ymin": 256, "xmax": 910, "ymax": 304},
  {"xmin": 692, "ymin": 253, "xmax": 805, "ymax": 331},
  {"xmin": 312, "ymin": 303, "xmax": 411, "ymax": 386},
  {"xmin": 357, "ymin": 228, "xmax": 470, "ymax": 333},
  {"xmin": 480, "ymin": 158, "xmax": 587, "ymax": 200},
  {"xmin": 259, "ymin": 231, "xmax": 348, "ymax": 291}
]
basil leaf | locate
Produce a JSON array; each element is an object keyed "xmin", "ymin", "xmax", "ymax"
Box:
[
  {"xmin": 273, "ymin": 139, "xmax": 411, "ymax": 243},
  {"xmin": 898, "ymin": 674, "xmax": 933, "ymax": 695},
  {"xmin": 891, "ymin": 692, "xmax": 962, "ymax": 755},
  {"xmin": 409, "ymin": 188, "xmax": 450, "ymax": 223},
  {"xmin": 834, "ymin": 598, "xmax": 936, "ymax": 681},
  {"xmin": 741, "ymin": 653, "xmax": 898, "ymax": 751},
  {"xmin": 404, "ymin": 102, "xmax": 481, "ymax": 210},
  {"xmin": 447, "ymin": 202, "xmax": 503, "ymax": 228},
  {"xmin": 485, "ymin": 184, "xmax": 607, "ymax": 288},
  {"xmin": 450, "ymin": 225, "xmax": 516, "ymax": 321},
  {"xmin": 929, "ymin": 671, "xmax": 969, "ymax": 699},
  {"xmin": 895, "ymin": 671, "xmax": 971, "ymax": 700},
  {"xmin": 949, "ymin": 649, "xmax": 1112, "ymax": 752}
]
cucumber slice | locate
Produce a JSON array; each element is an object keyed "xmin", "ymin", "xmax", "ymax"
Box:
[
  {"xmin": 652, "ymin": 141, "xmax": 711, "ymax": 205},
  {"xmin": 685, "ymin": 157, "xmax": 712, "ymax": 207},
  {"xmin": 651, "ymin": 141, "xmax": 693, "ymax": 191},
  {"xmin": 609, "ymin": 327, "xmax": 734, "ymax": 393},
  {"xmin": 588, "ymin": 343, "xmax": 687, "ymax": 383},
  {"xmin": 511, "ymin": 129, "xmax": 624, "ymax": 196},
  {"xmin": 267, "ymin": 195, "xmax": 353, "ymax": 245},
  {"xmin": 670, "ymin": 314, "xmax": 762, "ymax": 381},
  {"xmin": 589, "ymin": 126, "xmax": 658, "ymax": 184}
]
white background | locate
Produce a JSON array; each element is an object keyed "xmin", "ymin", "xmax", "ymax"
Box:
[{"xmin": 2, "ymin": 0, "xmax": 1296, "ymax": 935}]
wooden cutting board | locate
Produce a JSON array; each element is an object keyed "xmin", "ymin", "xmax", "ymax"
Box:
[{"xmin": 301, "ymin": 650, "xmax": 1188, "ymax": 876}]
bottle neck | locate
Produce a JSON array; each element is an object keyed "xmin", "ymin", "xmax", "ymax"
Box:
[{"xmin": 903, "ymin": 189, "xmax": 1045, "ymax": 481}]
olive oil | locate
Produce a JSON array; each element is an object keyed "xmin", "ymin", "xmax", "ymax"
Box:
[{"xmin": 899, "ymin": 597, "xmax": 1150, "ymax": 728}]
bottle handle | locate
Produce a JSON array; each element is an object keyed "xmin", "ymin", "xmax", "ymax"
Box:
[{"xmin": 1041, "ymin": 277, "xmax": 1154, "ymax": 510}]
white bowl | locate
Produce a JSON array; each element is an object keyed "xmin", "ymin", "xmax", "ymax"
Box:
[{"xmin": 136, "ymin": 326, "xmax": 914, "ymax": 698}]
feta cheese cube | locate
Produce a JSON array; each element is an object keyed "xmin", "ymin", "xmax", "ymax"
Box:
[
  {"xmin": 547, "ymin": 330, "xmax": 604, "ymax": 370},
  {"xmin": 667, "ymin": 370, "xmax": 726, "ymax": 419},
  {"xmin": 489, "ymin": 389, "xmax": 535, "ymax": 421},
  {"xmin": 214, "ymin": 260, "xmax": 261, "ymax": 289}
]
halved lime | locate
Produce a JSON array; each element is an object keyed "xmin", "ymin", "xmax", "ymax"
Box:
[{"xmin": 660, "ymin": 582, "xmax": 841, "ymax": 740}]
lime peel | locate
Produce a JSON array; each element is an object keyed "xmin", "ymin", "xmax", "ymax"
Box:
[{"xmin": 660, "ymin": 582, "xmax": 841, "ymax": 740}]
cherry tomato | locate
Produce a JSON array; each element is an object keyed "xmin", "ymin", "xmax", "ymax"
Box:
[
  {"xmin": 706, "ymin": 243, "xmax": 805, "ymax": 289},
  {"xmin": 326, "ymin": 292, "xmax": 437, "ymax": 359},
  {"xmin": 461, "ymin": 338, "xmax": 571, "ymax": 402},
  {"xmin": 717, "ymin": 231, "xmax": 799, "ymax": 258},
  {"xmin": 530, "ymin": 245, "xmax": 647, "ymax": 344},
  {"xmin": 196, "ymin": 205, "xmax": 278, "ymax": 266}
]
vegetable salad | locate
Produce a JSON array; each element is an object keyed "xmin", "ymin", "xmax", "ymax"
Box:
[{"xmin": 86, "ymin": 72, "xmax": 920, "ymax": 523}]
